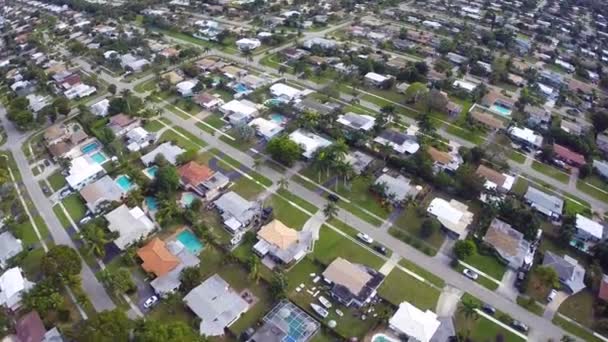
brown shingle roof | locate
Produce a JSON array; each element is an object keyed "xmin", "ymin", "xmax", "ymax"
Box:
[
  {"xmin": 322, "ymin": 258, "xmax": 372, "ymax": 295},
  {"xmin": 470, "ymin": 109, "xmax": 506, "ymax": 129},
  {"xmin": 48, "ymin": 141, "xmax": 71, "ymax": 157},
  {"xmin": 257, "ymin": 220, "xmax": 298, "ymax": 250},
  {"xmin": 427, "ymin": 147, "xmax": 452, "ymax": 165},
  {"xmin": 476, "ymin": 165, "xmax": 506, "ymax": 187},
  {"xmin": 16, "ymin": 311, "xmax": 46, "ymax": 342},
  {"xmin": 137, "ymin": 238, "xmax": 180, "ymax": 277}
]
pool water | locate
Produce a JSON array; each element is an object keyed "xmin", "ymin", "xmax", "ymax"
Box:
[
  {"xmin": 233, "ymin": 83, "xmax": 250, "ymax": 93},
  {"xmin": 490, "ymin": 103, "xmax": 512, "ymax": 117},
  {"xmin": 90, "ymin": 152, "xmax": 108, "ymax": 164},
  {"xmin": 145, "ymin": 197, "xmax": 158, "ymax": 212},
  {"xmin": 270, "ymin": 113, "xmax": 287, "ymax": 125},
  {"xmin": 176, "ymin": 230, "xmax": 204, "ymax": 255},
  {"xmin": 115, "ymin": 175, "xmax": 134, "ymax": 192},
  {"xmin": 181, "ymin": 192, "xmax": 197, "ymax": 208},
  {"xmin": 265, "ymin": 98, "xmax": 285, "ymax": 107},
  {"xmin": 371, "ymin": 334, "xmax": 399, "ymax": 342},
  {"xmin": 81, "ymin": 142, "xmax": 100, "ymax": 154},
  {"xmin": 143, "ymin": 166, "xmax": 159, "ymax": 179}
]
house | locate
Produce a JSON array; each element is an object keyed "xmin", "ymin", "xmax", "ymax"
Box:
[
  {"xmin": 388, "ymin": 302, "xmax": 441, "ymax": 342},
  {"xmin": 483, "ymin": 218, "xmax": 532, "ymax": 269},
  {"xmin": 241, "ymin": 74, "xmax": 268, "ymax": 90},
  {"xmin": 374, "ymin": 129, "xmax": 420, "ymax": 155},
  {"xmin": 44, "ymin": 124, "xmax": 69, "ymax": 146},
  {"xmin": 364, "ymin": 72, "xmax": 390, "ymax": 87},
  {"xmin": 176, "ymin": 79, "xmax": 198, "ymax": 97},
  {"xmin": 280, "ymin": 48, "xmax": 309, "ymax": 61},
  {"xmin": 26, "ymin": 94, "xmax": 51, "ymax": 113},
  {"xmin": 374, "ymin": 174, "xmax": 420, "ymax": 203},
  {"xmin": 79, "ymin": 175, "xmax": 124, "ymax": 214},
  {"xmin": 426, "ymin": 198, "xmax": 474, "ymax": 239},
  {"xmin": 90, "ymin": 98, "xmax": 109, "ymax": 117},
  {"xmin": 470, "ymin": 108, "xmax": 506, "ymax": 130},
  {"xmin": 162, "ymin": 71, "xmax": 184, "ymax": 85},
  {"xmin": 452, "ymin": 79, "xmax": 478, "ymax": 93},
  {"xmin": 302, "ymin": 37, "xmax": 338, "ymax": 50},
  {"xmin": 0, "ymin": 267, "xmax": 33, "ymax": 310},
  {"xmin": 249, "ymin": 301, "xmax": 319, "ymax": 342},
  {"xmin": 446, "ymin": 52, "xmax": 468, "ymax": 65},
  {"xmin": 322, "ymin": 257, "xmax": 384, "ymax": 307},
  {"xmin": 248, "ymin": 117, "xmax": 283, "ymax": 140},
  {"xmin": 105, "ymin": 205, "xmax": 155, "ymax": 250},
  {"xmin": 220, "ymin": 99, "xmax": 259, "ymax": 126},
  {"xmin": 594, "ymin": 159, "xmax": 608, "ymax": 178},
  {"xmin": 269, "ymin": 83, "xmax": 303, "ymax": 101},
  {"xmin": 289, "ymin": 129, "xmax": 332, "ymax": 159},
  {"xmin": 525, "ymin": 105, "xmax": 551, "ymax": 129},
  {"xmin": 15, "ymin": 311, "xmax": 47, "ymax": 342},
  {"xmin": 481, "ymin": 90, "xmax": 516, "ymax": 117},
  {"xmin": 344, "ymin": 151, "xmax": 374, "ymax": 175},
  {"xmin": 194, "ymin": 92, "xmax": 224, "ymax": 110},
  {"xmin": 178, "ymin": 161, "xmax": 229, "ymax": 201},
  {"xmin": 553, "ymin": 144, "xmax": 586, "ymax": 167},
  {"xmin": 560, "ymin": 120, "xmax": 584, "ymax": 136},
  {"xmin": 126, "ymin": 127, "xmax": 155, "ymax": 152},
  {"xmin": 0, "ymin": 231, "xmax": 23, "ymax": 269},
  {"xmin": 213, "ymin": 191, "xmax": 258, "ymax": 234},
  {"xmin": 253, "ymin": 220, "xmax": 310, "ymax": 267},
  {"xmin": 542, "ymin": 251, "xmax": 586, "ymax": 294},
  {"xmin": 108, "ymin": 114, "xmax": 140, "ymax": 136},
  {"xmin": 184, "ymin": 274, "xmax": 249, "ymax": 337},
  {"xmin": 571, "ymin": 214, "xmax": 605, "ymax": 254},
  {"xmin": 64, "ymin": 84, "xmax": 96, "ymax": 100},
  {"xmin": 196, "ymin": 57, "xmax": 223, "ymax": 71},
  {"xmin": 294, "ymin": 98, "xmax": 340, "ymax": 116},
  {"xmin": 598, "ymin": 131, "xmax": 608, "ymax": 156},
  {"xmin": 140, "ymin": 142, "xmax": 186, "ymax": 166},
  {"xmin": 138, "ymin": 237, "xmax": 200, "ymax": 296},
  {"xmin": 508, "ymin": 126, "xmax": 543, "ymax": 148},
  {"xmin": 337, "ymin": 112, "xmax": 375, "ymax": 132},
  {"xmin": 524, "ymin": 187, "xmax": 564, "ymax": 219},
  {"xmin": 427, "ymin": 146, "xmax": 463, "ymax": 173},
  {"xmin": 120, "ymin": 54, "xmax": 149, "ymax": 71},
  {"xmin": 235, "ymin": 38, "xmax": 261, "ymax": 51},
  {"xmin": 221, "ymin": 65, "xmax": 248, "ymax": 80},
  {"xmin": 475, "ymin": 165, "xmax": 515, "ymax": 192},
  {"xmin": 65, "ymin": 156, "xmax": 106, "ymax": 190}
]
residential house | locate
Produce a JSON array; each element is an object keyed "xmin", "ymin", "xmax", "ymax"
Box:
[
  {"xmin": 364, "ymin": 72, "xmax": 391, "ymax": 87},
  {"xmin": 44, "ymin": 124, "xmax": 69, "ymax": 146},
  {"xmin": 598, "ymin": 130, "xmax": 608, "ymax": 156},
  {"xmin": 483, "ymin": 218, "xmax": 532, "ymax": 269},
  {"xmin": 120, "ymin": 53, "xmax": 150, "ymax": 71},
  {"xmin": 15, "ymin": 311, "xmax": 59, "ymax": 342},
  {"xmin": 446, "ymin": 52, "xmax": 468, "ymax": 65},
  {"xmin": 453, "ymin": 79, "xmax": 478, "ymax": 93},
  {"xmin": 475, "ymin": 165, "xmax": 515, "ymax": 193},
  {"xmin": 249, "ymin": 301, "xmax": 319, "ymax": 342},
  {"xmin": 196, "ymin": 57, "xmax": 223, "ymax": 71},
  {"xmin": 235, "ymin": 38, "xmax": 261, "ymax": 51},
  {"xmin": 162, "ymin": 71, "xmax": 184, "ymax": 85},
  {"xmin": 269, "ymin": 83, "xmax": 303, "ymax": 101},
  {"xmin": 374, "ymin": 174, "xmax": 420, "ymax": 204},
  {"xmin": 140, "ymin": 142, "xmax": 186, "ymax": 166},
  {"xmin": 253, "ymin": 220, "xmax": 311, "ymax": 268},
  {"xmin": 66, "ymin": 156, "xmax": 106, "ymax": 190},
  {"xmin": 241, "ymin": 75, "xmax": 268, "ymax": 90},
  {"xmin": 470, "ymin": 108, "xmax": 506, "ymax": 130},
  {"xmin": 221, "ymin": 65, "xmax": 247, "ymax": 80},
  {"xmin": 524, "ymin": 105, "xmax": 550, "ymax": 129},
  {"xmin": 0, "ymin": 232, "xmax": 23, "ymax": 269},
  {"xmin": 302, "ymin": 37, "xmax": 338, "ymax": 50},
  {"xmin": 426, "ymin": 198, "xmax": 474, "ymax": 239},
  {"xmin": 289, "ymin": 129, "xmax": 332, "ymax": 159},
  {"xmin": 105, "ymin": 205, "xmax": 155, "ymax": 250},
  {"xmin": 388, "ymin": 302, "xmax": 441, "ymax": 342},
  {"xmin": 374, "ymin": 129, "xmax": 420, "ymax": 155},
  {"xmin": 294, "ymin": 99, "xmax": 340, "ymax": 116},
  {"xmin": 322, "ymin": 257, "xmax": 385, "ymax": 307},
  {"xmin": 0, "ymin": 267, "xmax": 33, "ymax": 311},
  {"xmin": 344, "ymin": 151, "xmax": 374, "ymax": 175},
  {"xmin": 64, "ymin": 83, "xmax": 96, "ymax": 100},
  {"xmin": 571, "ymin": 214, "xmax": 605, "ymax": 254},
  {"xmin": 280, "ymin": 48, "xmax": 309, "ymax": 61},
  {"xmin": 26, "ymin": 94, "xmax": 51, "ymax": 113},
  {"xmin": 220, "ymin": 99, "xmax": 259, "ymax": 126},
  {"xmin": 213, "ymin": 191, "xmax": 258, "ymax": 234},
  {"xmin": 90, "ymin": 98, "xmax": 109, "ymax": 117},
  {"xmin": 542, "ymin": 251, "xmax": 586, "ymax": 294},
  {"xmin": 481, "ymin": 90, "xmax": 516, "ymax": 117},
  {"xmin": 594, "ymin": 159, "xmax": 608, "ymax": 179},
  {"xmin": 108, "ymin": 114, "xmax": 140, "ymax": 136},
  {"xmin": 560, "ymin": 120, "xmax": 584, "ymax": 136},
  {"xmin": 524, "ymin": 187, "xmax": 564, "ymax": 219},
  {"xmin": 337, "ymin": 112, "xmax": 375, "ymax": 132},
  {"xmin": 553, "ymin": 143, "xmax": 586, "ymax": 167},
  {"xmin": 176, "ymin": 79, "xmax": 198, "ymax": 97},
  {"xmin": 138, "ymin": 237, "xmax": 200, "ymax": 296},
  {"xmin": 178, "ymin": 161, "xmax": 229, "ymax": 201},
  {"xmin": 125, "ymin": 127, "xmax": 155, "ymax": 152},
  {"xmin": 194, "ymin": 92, "xmax": 224, "ymax": 110},
  {"xmin": 184, "ymin": 274, "xmax": 249, "ymax": 337},
  {"xmin": 427, "ymin": 146, "xmax": 463, "ymax": 173},
  {"xmin": 248, "ymin": 117, "xmax": 283, "ymax": 140},
  {"xmin": 508, "ymin": 126, "xmax": 543, "ymax": 148}
]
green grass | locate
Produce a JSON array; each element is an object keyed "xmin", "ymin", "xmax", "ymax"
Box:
[
  {"xmin": 531, "ymin": 161, "xmax": 569, "ymax": 183},
  {"xmin": 313, "ymin": 225, "xmax": 385, "ymax": 270},
  {"xmin": 143, "ymin": 120, "xmax": 166, "ymax": 132},
  {"xmin": 133, "ymin": 79, "xmax": 157, "ymax": 93},
  {"xmin": 158, "ymin": 128, "xmax": 205, "ymax": 151},
  {"xmin": 392, "ymin": 205, "xmax": 445, "ymax": 251},
  {"xmin": 230, "ymin": 177, "xmax": 266, "ymax": 200},
  {"xmin": 463, "ymin": 252, "xmax": 507, "ymax": 280},
  {"xmin": 266, "ymin": 194, "xmax": 311, "ymax": 230},
  {"xmin": 577, "ymin": 180, "xmax": 608, "ymax": 202},
  {"xmin": 557, "ymin": 290, "xmax": 595, "ymax": 328},
  {"xmin": 564, "ymin": 198, "xmax": 592, "ymax": 216},
  {"xmin": 553, "ymin": 315, "xmax": 604, "ymax": 342},
  {"xmin": 445, "ymin": 124, "xmax": 485, "ymax": 144},
  {"xmin": 202, "ymin": 114, "xmax": 226, "ymax": 129},
  {"xmin": 378, "ymin": 268, "xmax": 440, "ymax": 311},
  {"xmin": 209, "ymin": 148, "xmax": 272, "ymax": 187},
  {"xmin": 47, "ymin": 170, "xmax": 67, "ymax": 192},
  {"xmin": 398, "ymin": 259, "xmax": 445, "ymax": 288},
  {"xmin": 276, "ymin": 188, "xmax": 318, "ymax": 213},
  {"xmin": 512, "ymin": 177, "xmax": 529, "ymax": 196},
  {"xmin": 455, "ymin": 308, "xmax": 525, "ymax": 342},
  {"xmin": 20, "ymin": 248, "xmax": 46, "ymax": 279},
  {"xmin": 172, "ymin": 126, "xmax": 207, "ymax": 147},
  {"xmin": 14, "ymin": 217, "xmax": 50, "ymax": 245},
  {"xmin": 62, "ymin": 194, "xmax": 87, "ymax": 223},
  {"xmin": 52, "ymin": 204, "xmax": 71, "ymax": 228},
  {"xmin": 508, "ymin": 150, "xmax": 527, "ymax": 164},
  {"xmin": 516, "ymin": 296, "xmax": 544, "ymax": 316},
  {"xmin": 164, "ymin": 103, "xmax": 192, "ymax": 120}
]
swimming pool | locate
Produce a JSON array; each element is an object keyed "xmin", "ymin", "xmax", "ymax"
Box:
[
  {"xmin": 233, "ymin": 83, "xmax": 250, "ymax": 94},
  {"xmin": 176, "ymin": 230, "xmax": 203, "ymax": 255},
  {"xmin": 81, "ymin": 141, "xmax": 100, "ymax": 154},
  {"xmin": 115, "ymin": 175, "xmax": 134, "ymax": 192},
  {"xmin": 265, "ymin": 98, "xmax": 286, "ymax": 107},
  {"xmin": 181, "ymin": 192, "xmax": 197, "ymax": 208},
  {"xmin": 90, "ymin": 152, "xmax": 108, "ymax": 164},
  {"xmin": 490, "ymin": 103, "xmax": 512, "ymax": 117},
  {"xmin": 143, "ymin": 166, "xmax": 159, "ymax": 179},
  {"xmin": 270, "ymin": 113, "xmax": 287, "ymax": 125},
  {"xmin": 145, "ymin": 196, "xmax": 158, "ymax": 212},
  {"xmin": 371, "ymin": 334, "xmax": 399, "ymax": 342}
]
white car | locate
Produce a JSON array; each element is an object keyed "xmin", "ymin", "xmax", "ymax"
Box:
[
  {"xmin": 356, "ymin": 233, "xmax": 374, "ymax": 244},
  {"xmin": 547, "ymin": 289, "xmax": 558, "ymax": 302},
  {"xmin": 143, "ymin": 295, "xmax": 158, "ymax": 309},
  {"xmin": 462, "ymin": 268, "xmax": 478, "ymax": 280}
]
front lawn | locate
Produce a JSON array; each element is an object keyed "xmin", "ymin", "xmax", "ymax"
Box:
[
  {"xmin": 62, "ymin": 194, "xmax": 88, "ymax": 223},
  {"xmin": 391, "ymin": 205, "xmax": 445, "ymax": 252},
  {"xmin": 398, "ymin": 259, "xmax": 445, "ymax": 288},
  {"xmin": 463, "ymin": 252, "xmax": 507, "ymax": 281},
  {"xmin": 52, "ymin": 204, "xmax": 71, "ymax": 228},
  {"xmin": 378, "ymin": 268, "xmax": 441, "ymax": 311},
  {"xmin": 266, "ymin": 194, "xmax": 311, "ymax": 230},
  {"xmin": 277, "ymin": 189, "xmax": 318, "ymax": 213},
  {"xmin": 133, "ymin": 79, "xmax": 157, "ymax": 93},
  {"xmin": 454, "ymin": 308, "xmax": 525, "ymax": 342},
  {"xmin": 557, "ymin": 289, "xmax": 595, "ymax": 328},
  {"xmin": 313, "ymin": 226, "xmax": 385, "ymax": 270},
  {"xmin": 143, "ymin": 120, "xmax": 166, "ymax": 132},
  {"xmin": 516, "ymin": 296, "xmax": 544, "ymax": 316},
  {"xmin": 47, "ymin": 171, "xmax": 67, "ymax": 192},
  {"xmin": 531, "ymin": 161, "xmax": 569, "ymax": 184},
  {"xmin": 553, "ymin": 315, "xmax": 604, "ymax": 342},
  {"xmin": 158, "ymin": 128, "xmax": 205, "ymax": 151},
  {"xmin": 577, "ymin": 180, "xmax": 608, "ymax": 203}
]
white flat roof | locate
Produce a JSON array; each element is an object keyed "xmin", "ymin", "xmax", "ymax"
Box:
[
  {"xmin": 389, "ymin": 302, "xmax": 440, "ymax": 342},
  {"xmin": 270, "ymin": 83, "xmax": 301, "ymax": 100},
  {"xmin": 289, "ymin": 129, "xmax": 332, "ymax": 159},
  {"xmin": 221, "ymin": 99, "xmax": 258, "ymax": 116},
  {"xmin": 576, "ymin": 214, "xmax": 604, "ymax": 239},
  {"xmin": 453, "ymin": 79, "xmax": 477, "ymax": 92},
  {"xmin": 509, "ymin": 126, "xmax": 542, "ymax": 146},
  {"xmin": 365, "ymin": 72, "xmax": 388, "ymax": 83},
  {"xmin": 66, "ymin": 156, "xmax": 104, "ymax": 188},
  {"xmin": 249, "ymin": 117, "xmax": 283, "ymax": 139}
]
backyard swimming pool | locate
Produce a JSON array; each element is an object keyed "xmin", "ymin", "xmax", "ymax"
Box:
[
  {"xmin": 371, "ymin": 334, "xmax": 399, "ymax": 342},
  {"xmin": 143, "ymin": 166, "xmax": 159, "ymax": 179},
  {"xmin": 176, "ymin": 230, "xmax": 203, "ymax": 255},
  {"xmin": 180, "ymin": 192, "xmax": 197, "ymax": 208},
  {"xmin": 145, "ymin": 196, "xmax": 158, "ymax": 212},
  {"xmin": 115, "ymin": 175, "xmax": 134, "ymax": 192},
  {"xmin": 81, "ymin": 141, "xmax": 100, "ymax": 154},
  {"xmin": 265, "ymin": 98, "xmax": 286, "ymax": 107},
  {"xmin": 90, "ymin": 152, "xmax": 108, "ymax": 164},
  {"xmin": 270, "ymin": 113, "xmax": 287, "ymax": 125},
  {"xmin": 490, "ymin": 103, "xmax": 512, "ymax": 117},
  {"xmin": 233, "ymin": 83, "xmax": 250, "ymax": 94}
]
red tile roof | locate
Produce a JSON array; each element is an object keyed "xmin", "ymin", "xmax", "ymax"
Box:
[
  {"xmin": 178, "ymin": 161, "xmax": 214, "ymax": 186},
  {"xmin": 137, "ymin": 238, "xmax": 180, "ymax": 277},
  {"xmin": 553, "ymin": 143, "xmax": 586, "ymax": 166},
  {"xmin": 16, "ymin": 311, "xmax": 46, "ymax": 342}
]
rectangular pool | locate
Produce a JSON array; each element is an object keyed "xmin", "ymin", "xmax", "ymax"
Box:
[
  {"xmin": 115, "ymin": 175, "xmax": 134, "ymax": 192},
  {"xmin": 490, "ymin": 103, "xmax": 512, "ymax": 117},
  {"xmin": 143, "ymin": 166, "xmax": 158, "ymax": 179},
  {"xmin": 176, "ymin": 230, "xmax": 204, "ymax": 255},
  {"xmin": 81, "ymin": 141, "xmax": 100, "ymax": 154},
  {"xmin": 145, "ymin": 196, "xmax": 158, "ymax": 212},
  {"xmin": 90, "ymin": 152, "xmax": 108, "ymax": 164}
]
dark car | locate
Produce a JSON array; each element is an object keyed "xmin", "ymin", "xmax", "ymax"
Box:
[
  {"xmin": 481, "ymin": 304, "xmax": 496, "ymax": 315},
  {"xmin": 261, "ymin": 207, "xmax": 273, "ymax": 220},
  {"xmin": 327, "ymin": 194, "xmax": 339, "ymax": 202},
  {"xmin": 373, "ymin": 245, "xmax": 388, "ymax": 255}
]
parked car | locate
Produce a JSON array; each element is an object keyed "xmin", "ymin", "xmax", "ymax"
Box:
[
  {"xmin": 547, "ymin": 289, "xmax": 558, "ymax": 302},
  {"xmin": 79, "ymin": 216, "xmax": 92, "ymax": 225},
  {"xmin": 462, "ymin": 268, "xmax": 478, "ymax": 280},
  {"xmin": 261, "ymin": 207, "xmax": 273, "ymax": 220},
  {"xmin": 481, "ymin": 304, "xmax": 496, "ymax": 315},
  {"xmin": 511, "ymin": 320, "xmax": 529, "ymax": 332},
  {"xmin": 327, "ymin": 194, "xmax": 339, "ymax": 202},
  {"xmin": 143, "ymin": 295, "xmax": 158, "ymax": 309},
  {"xmin": 515, "ymin": 271, "xmax": 526, "ymax": 289},
  {"xmin": 373, "ymin": 245, "xmax": 388, "ymax": 255},
  {"xmin": 356, "ymin": 233, "xmax": 374, "ymax": 244},
  {"xmin": 59, "ymin": 189, "xmax": 72, "ymax": 199}
]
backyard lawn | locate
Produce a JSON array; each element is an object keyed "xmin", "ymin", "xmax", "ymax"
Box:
[
  {"xmin": 531, "ymin": 161, "xmax": 569, "ymax": 184},
  {"xmin": 47, "ymin": 171, "xmax": 67, "ymax": 192},
  {"xmin": 378, "ymin": 268, "xmax": 441, "ymax": 311},
  {"xmin": 313, "ymin": 226, "xmax": 385, "ymax": 270},
  {"xmin": 266, "ymin": 194, "xmax": 311, "ymax": 230},
  {"xmin": 511, "ymin": 177, "xmax": 529, "ymax": 196}
]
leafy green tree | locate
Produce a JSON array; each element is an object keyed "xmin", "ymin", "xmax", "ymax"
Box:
[
  {"xmin": 77, "ymin": 309, "xmax": 134, "ymax": 342},
  {"xmin": 454, "ymin": 240, "xmax": 477, "ymax": 260},
  {"xmin": 270, "ymin": 272, "xmax": 288, "ymax": 299},
  {"xmin": 80, "ymin": 223, "xmax": 112, "ymax": 258},
  {"xmin": 133, "ymin": 319, "xmax": 204, "ymax": 342},
  {"xmin": 52, "ymin": 97, "xmax": 71, "ymax": 116},
  {"xmin": 179, "ymin": 266, "xmax": 203, "ymax": 292},
  {"xmin": 420, "ymin": 218, "xmax": 440, "ymax": 239},
  {"xmin": 533, "ymin": 266, "xmax": 560, "ymax": 289},
  {"xmin": 22, "ymin": 279, "xmax": 64, "ymax": 315},
  {"xmin": 459, "ymin": 299, "xmax": 479, "ymax": 321},
  {"xmin": 41, "ymin": 245, "xmax": 81, "ymax": 284},
  {"xmin": 99, "ymin": 268, "xmax": 135, "ymax": 297},
  {"xmin": 266, "ymin": 135, "xmax": 302, "ymax": 167},
  {"xmin": 154, "ymin": 163, "xmax": 180, "ymax": 194},
  {"xmin": 176, "ymin": 149, "xmax": 197, "ymax": 165},
  {"xmin": 323, "ymin": 201, "xmax": 339, "ymax": 221}
]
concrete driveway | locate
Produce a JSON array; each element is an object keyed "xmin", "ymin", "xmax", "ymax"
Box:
[
  {"xmin": 436, "ymin": 285, "xmax": 463, "ymax": 317},
  {"xmin": 543, "ymin": 291, "xmax": 569, "ymax": 319},
  {"xmin": 497, "ymin": 270, "xmax": 519, "ymax": 301}
]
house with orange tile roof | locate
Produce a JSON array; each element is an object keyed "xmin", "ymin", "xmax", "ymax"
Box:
[
  {"xmin": 253, "ymin": 220, "xmax": 313, "ymax": 268},
  {"xmin": 178, "ymin": 161, "xmax": 230, "ymax": 201},
  {"xmin": 137, "ymin": 238, "xmax": 180, "ymax": 277},
  {"xmin": 427, "ymin": 146, "xmax": 463, "ymax": 173}
]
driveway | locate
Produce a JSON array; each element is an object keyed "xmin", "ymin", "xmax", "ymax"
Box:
[
  {"xmin": 497, "ymin": 270, "xmax": 520, "ymax": 301},
  {"xmin": 543, "ymin": 291, "xmax": 569, "ymax": 319},
  {"xmin": 435, "ymin": 285, "xmax": 463, "ymax": 317}
]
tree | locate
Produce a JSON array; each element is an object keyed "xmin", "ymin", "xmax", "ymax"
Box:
[
  {"xmin": 176, "ymin": 149, "xmax": 197, "ymax": 165},
  {"xmin": 41, "ymin": 245, "xmax": 81, "ymax": 284},
  {"xmin": 77, "ymin": 309, "xmax": 134, "ymax": 342},
  {"xmin": 97, "ymin": 127, "xmax": 116, "ymax": 145},
  {"xmin": 52, "ymin": 97, "xmax": 71, "ymax": 116},
  {"xmin": 154, "ymin": 163, "xmax": 180, "ymax": 195},
  {"xmin": 180, "ymin": 266, "xmax": 203, "ymax": 292},
  {"xmin": 420, "ymin": 218, "xmax": 440, "ymax": 239},
  {"xmin": 533, "ymin": 266, "xmax": 560, "ymax": 290},
  {"xmin": 108, "ymin": 84, "xmax": 117, "ymax": 95},
  {"xmin": 80, "ymin": 223, "xmax": 112, "ymax": 258},
  {"xmin": 323, "ymin": 201, "xmax": 339, "ymax": 220},
  {"xmin": 266, "ymin": 135, "xmax": 302, "ymax": 167},
  {"xmin": 134, "ymin": 319, "xmax": 203, "ymax": 342},
  {"xmin": 99, "ymin": 268, "xmax": 135, "ymax": 297},
  {"xmin": 459, "ymin": 299, "xmax": 479, "ymax": 321},
  {"xmin": 248, "ymin": 255, "xmax": 261, "ymax": 284},
  {"xmin": 278, "ymin": 177, "xmax": 289, "ymax": 191},
  {"xmin": 22, "ymin": 279, "xmax": 64, "ymax": 315},
  {"xmin": 453, "ymin": 239, "xmax": 476, "ymax": 260},
  {"xmin": 270, "ymin": 272, "xmax": 288, "ymax": 299}
]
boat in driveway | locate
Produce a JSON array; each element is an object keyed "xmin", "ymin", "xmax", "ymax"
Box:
[
  {"xmin": 318, "ymin": 296, "xmax": 332, "ymax": 309},
  {"xmin": 311, "ymin": 303, "xmax": 329, "ymax": 318}
]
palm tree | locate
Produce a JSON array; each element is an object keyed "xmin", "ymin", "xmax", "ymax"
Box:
[
  {"xmin": 459, "ymin": 299, "xmax": 479, "ymax": 321},
  {"xmin": 323, "ymin": 201, "xmax": 338, "ymax": 221},
  {"xmin": 248, "ymin": 256, "xmax": 261, "ymax": 284},
  {"xmin": 278, "ymin": 177, "xmax": 289, "ymax": 191},
  {"xmin": 79, "ymin": 224, "xmax": 111, "ymax": 258}
]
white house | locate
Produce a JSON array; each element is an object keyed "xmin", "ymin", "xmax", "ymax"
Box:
[
  {"xmin": 289, "ymin": 129, "xmax": 332, "ymax": 159},
  {"xmin": 337, "ymin": 112, "xmax": 376, "ymax": 131},
  {"xmin": 389, "ymin": 302, "xmax": 441, "ymax": 342},
  {"xmin": 220, "ymin": 99, "xmax": 259, "ymax": 126},
  {"xmin": 64, "ymin": 84, "xmax": 96, "ymax": 100},
  {"xmin": 126, "ymin": 127, "xmax": 155, "ymax": 152},
  {"xmin": 453, "ymin": 79, "xmax": 478, "ymax": 93},
  {"xmin": 66, "ymin": 156, "xmax": 106, "ymax": 190},
  {"xmin": 364, "ymin": 72, "xmax": 390, "ymax": 87},
  {"xmin": 0, "ymin": 267, "xmax": 33, "ymax": 311},
  {"xmin": 235, "ymin": 38, "xmax": 261, "ymax": 51},
  {"xmin": 248, "ymin": 117, "xmax": 283, "ymax": 140},
  {"xmin": 105, "ymin": 205, "xmax": 155, "ymax": 250},
  {"xmin": 90, "ymin": 98, "xmax": 109, "ymax": 117},
  {"xmin": 427, "ymin": 198, "xmax": 474, "ymax": 239},
  {"xmin": 176, "ymin": 79, "xmax": 198, "ymax": 97},
  {"xmin": 508, "ymin": 126, "xmax": 543, "ymax": 148},
  {"xmin": 269, "ymin": 83, "xmax": 303, "ymax": 101}
]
